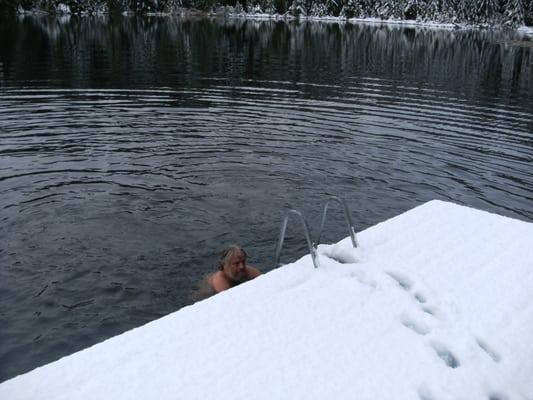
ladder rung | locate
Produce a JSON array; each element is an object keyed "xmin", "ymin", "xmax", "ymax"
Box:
[
  {"xmin": 274, "ymin": 209, "xmax": 320, "ymax": 269},
  {"xmin": 317, "ymin": 196, "xmax": 358, "ymax": 249},
  {"xmin": 274, "ymin": 196, "xmax": 358, "ymax": 269}
]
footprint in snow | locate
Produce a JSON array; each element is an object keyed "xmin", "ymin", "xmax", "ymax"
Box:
[
  {"xmin": 400, "ymin": 314, "xmax": 430, "ymax": 336},
  {"xmin": 386, "ymin": 271, "xmax": 430, "ymax": 307},
  {"xmin": 476, "ymin": 337, "xmax": 501, "ymax": 363},
  {"xmin": 326, "ymin": 254, "xmax": 349, "ymax": 264},
  {"xmin": 349, "ymin": 271, "xmax": 377, "ymax": 288},
  {"xmin": 421, "ymin": 305, "xmax": 438, "ymax": 318},
  {"xmin": 386, "ymin": 271, "xmax": 413, "ymax": 291},
  {"xmin": 488, "ymin": 393, "xmax": 508, "ymax": 400},
  {"xmin": 417, "ymin": 385, "xmax": 434, "ymax": 400},
  {"xmin": 413, "ymin": 291, "xmax": 427, "ymax": 304},
  {"xmin": 430, "ymin": 341, "xmax": 460, "ymax": 368}
]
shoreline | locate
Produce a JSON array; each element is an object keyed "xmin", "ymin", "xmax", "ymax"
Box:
[{"xmin": 10, "ymin": 7, "xmax": 533, "ymax": 34}]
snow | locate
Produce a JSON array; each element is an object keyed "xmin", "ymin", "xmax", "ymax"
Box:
[
  {"xmin": 220, "ymin": 11, "xmax": 454, "ymax": 28},
  {"xmin": 517, "ymin": 26, "xmax": 533, "ymax": 35},
  {"xmin": 55, "ymin": 3, "xmax": 71, "ymax": 14},
  {"xmin": 1, "ymin": 200, "xmax": 532, "ymax": 399},
  {"xmin": 216, "ymin": 12, "xmax": 533, "ymax": 32}
]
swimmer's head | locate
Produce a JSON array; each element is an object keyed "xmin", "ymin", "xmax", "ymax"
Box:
[{"xmin": 218, "ymin": 245, "xmax": 247, "ymax": 282}]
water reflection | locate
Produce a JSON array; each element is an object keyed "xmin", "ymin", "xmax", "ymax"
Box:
[
  {"xmin": 0, "ymin": 15, "xmax": 532, "ymax": 383},
  {"xmin": 1, "ymin": 15, "xmax": 532, "ymax": 94}
]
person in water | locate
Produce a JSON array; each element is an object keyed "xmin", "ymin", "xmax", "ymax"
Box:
[{"xmin": 209, "ymin": 245, "xmax": 261, "ymax": 293}]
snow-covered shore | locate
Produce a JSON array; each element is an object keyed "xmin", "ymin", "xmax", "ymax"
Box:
[
  {"xmin": 205, "ymin": 12, "xmax": 457, "ymax": 30},
  {"xmin": 149, "ymin": 11, "xmax": 533, "ymax": 34},
  {"xmin": 12, "ymin": 5, "xmax": 533, "ymax": 34},
  {"xmin": 1, "ymin": 200, "xmax": 532, "ymax": 399},
  {"xmin": 208, "ymin": 11, "xmax": 533, "ymax": 34}
]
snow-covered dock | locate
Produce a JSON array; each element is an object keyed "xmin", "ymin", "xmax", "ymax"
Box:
[{"xmin": 2, "ymin": 200, "xmax": 532, "ymax": 399}]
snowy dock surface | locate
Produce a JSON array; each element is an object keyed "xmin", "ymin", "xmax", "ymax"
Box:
[{"xmin": 2, "ymin": 200, "xmax": 533, "ymax": 399}]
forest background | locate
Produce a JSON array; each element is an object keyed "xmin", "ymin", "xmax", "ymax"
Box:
[{"xmin": 2, "ymin": 0, "xmax": 532, "ymax": 28}]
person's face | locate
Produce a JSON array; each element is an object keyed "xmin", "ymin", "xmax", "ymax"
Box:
[{"xmin": 223, "ymin": 250, "xmax": 247, "ymax": 283}]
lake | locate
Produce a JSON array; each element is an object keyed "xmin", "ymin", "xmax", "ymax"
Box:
[{"xmin": 0, "ymin": 14, "xmax": 532, "ymax": 382}]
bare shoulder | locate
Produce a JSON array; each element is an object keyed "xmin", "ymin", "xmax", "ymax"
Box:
[
  {"xmin": 210, "ymin": 271, "xmax": 231, "ymax": 293},
  {"xmin": 246, "ymin": 266, "xmax": 262, "ymax": 278},
  {"xmin": 189, "ymin": 275, "xmax": 215, "ymax": 303}
]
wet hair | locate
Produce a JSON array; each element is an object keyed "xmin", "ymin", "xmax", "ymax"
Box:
[{"xmin": 218, "ymin": 245, "xmax": 247, "ymax": 271}]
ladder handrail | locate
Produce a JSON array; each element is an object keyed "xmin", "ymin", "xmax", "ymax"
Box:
[
  {"xmin": 316, "ymin": 196, "xmax": 358, "ymax": 248},
  {"xmin": 274, "ymin": 209, "xmax": 320, "ymax": 269}
]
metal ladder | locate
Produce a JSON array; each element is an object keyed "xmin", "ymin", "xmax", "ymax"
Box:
[{"xmin": 274, "ymin": 196, "xmax": 358, "ymax": 269}]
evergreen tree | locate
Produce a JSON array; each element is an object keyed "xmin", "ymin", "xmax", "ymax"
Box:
[
  {"xmin": 167, "ymin": 0, "xmax": 182, "ymax": 12},
  {"xmin": 340, "ymin": 0, "xmax": 363, "ymax": 17},
  {"xmin": 326, "ymin": 0, "xmax": 342, "ymax": 15},
  {"xmin": 503, "ymin": 0, "xmax": 524, "ymax": 26},
  {"xmin": 387, "ymin": 0, "xmax": 406, "ymax": 17},
  {"xmin": 262, "ymin": 0, "xmax": 275, "ymax": 13},
  {"xmin": 526, "ymin": 0, "xmax": 533, "ymax": 25},
  {"xmin": 452, "ymin": 0, "xmax": 469, "ymax": 22},
  {"xmin": 361, "ymin": 0, "xmax": 379, "ymax": 17},
  {"xmin": 503, "ymin": 0, "xmax": 524, "ymax": 28},
  {"xmin": 376, "ymin": 0, "xmax": 393, "ymax": 17},
  {"xmin": 472, "ymin": 0, "xmax": 499, "ymax": 24},
  {"xmin": 404, "ymin": 0, "xmax": 427, "ymax": 19},
  {"xmin": 309, "ymin": 0, "xmax": 328, "ymax": 15},
  {"xmin": 274, "ymin": 0, "xmax": 288, "ymax": 13},
  {"xmin": 423, "ymin": 0, "xmax": 440, "ymax": 21},
  {"xmin": 248, "ymin": 1, "xmax": 262, "ymax": 13},
  {"xmin": 288, "ymin": 0, "xmax": 307, "ymax": 16}
]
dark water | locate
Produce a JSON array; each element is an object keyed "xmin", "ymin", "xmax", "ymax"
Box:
[{"xmin": 1, "ymin": 15, "xmax": 532, "ymax": 382}]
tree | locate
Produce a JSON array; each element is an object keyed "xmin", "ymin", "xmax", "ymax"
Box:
[
  {"xmin": 451, "ymin": 0, "xmax": 469, "ymax": 22},
  {"xmin": 324, "ymin": 0, "xmax": 343, "ymax": 15},
  {"xmin": 288, "ymin": 0, "xmax": 307, "ymax": 16},
  {"xmin": 472, "ymin": 0, "xmax": 500, "ymax": 24},
  {"xmin": 503, "ymin": 0, "xmax": 525, "ymax": 26},
  {"xmin": 388, "ymin": 0, "xmax": 407, "ymax": 18},
  {"xmin": 423, "ymin": 0, "xmax": 440, "ymax": 21},
  {"xmin": 340, "ymin": 0, "xmax": 363, "ymax": 18},
  {"xmin": 526, "ymin": 0, "xmax": 533, "ymax": 25},
  {"xmin": 361, "ymin": 0, "xmax": 379, "ymax": 17},
  {"xmin": 404, "ymin": 0, "xmax": 427, "ymax": 19},
  {"xmin": 309, "ymin": 0, "xmax": 328, "ymax": 15},
  {"xmin": 262, "ymin": 0, "xmax": 276, "ymax": 13}
]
